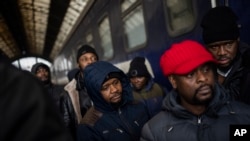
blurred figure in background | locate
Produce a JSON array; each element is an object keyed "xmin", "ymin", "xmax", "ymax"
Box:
[
  {"xmin": 0, "ymin": 61, "xmax": 73, "ymax": 141},
  {"xmin": 127, "ymin": 57, "xmax": 167, "ymax": 117},
  {"xmin": 31, "ymin": 62, "xmax": 64, "ymax": 112}
]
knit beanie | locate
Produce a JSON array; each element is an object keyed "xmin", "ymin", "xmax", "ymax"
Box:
[
  {"xmin": 127, "ymin": 57, "xmax": 150, "ymax": 78},
  {"xmin": 160, "ymin": 40, "xmax": 217, "ymax": 76},
  {"xmin": 201, "ymin": 6, "xmax": 239, "ymax": 44},
  {"xmin": 76, "ymin": 45, "xmax": 98, "ymax": 62}
]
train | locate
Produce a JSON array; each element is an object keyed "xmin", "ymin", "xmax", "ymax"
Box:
[{"xmin": 52, "ymin": 0, "xmax": 250, "ymax": 89}]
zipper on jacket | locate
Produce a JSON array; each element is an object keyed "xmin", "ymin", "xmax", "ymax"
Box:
[
  {"xmin": 118, "ymin": 108, "xmax": 122, "ymax": 115},
  {"xmin": 134, "ymin": 121, "xmax": 139, "ymax": 126},
  {"xmin": 197, "ymin": 116, "xmax": 202, "ymax": 124},
  {"xmin": 117, "ymin": 108, "xmax": 137, "ymax": 141}
]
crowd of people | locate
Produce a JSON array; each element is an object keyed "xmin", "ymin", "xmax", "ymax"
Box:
[{"xmin": 1, "ymin": 6, "xmax": 250, "ymax": 141}]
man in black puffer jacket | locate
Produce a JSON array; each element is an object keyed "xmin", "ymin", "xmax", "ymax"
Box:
[
  {"xmin": 140, "ymin": 40, "xmax": 250, "ymax": 141},
  {"xmin": 201, "ymin": 6, "xmax": 250, "ymax": 104}
]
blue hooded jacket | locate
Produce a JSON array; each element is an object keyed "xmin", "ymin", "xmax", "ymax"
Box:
[
  {"xmin": 77, "ymin": 61, "xmax": 150, "ymax": 141},
  {"xmin": 83, "ymin": 61, "xmax": 133, "ymax": 112}
]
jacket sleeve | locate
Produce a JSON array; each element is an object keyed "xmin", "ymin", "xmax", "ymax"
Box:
[
  {"xmin": 60, "ymin": 92, "xmax": 71, "ymax": 127},
  {"xmin": 60, "ymin": 92, "xmax": 76, "ymax": 139},
  {"xmin": 140, "ymin": 123, "xmax": 154, "ymax": 141}
]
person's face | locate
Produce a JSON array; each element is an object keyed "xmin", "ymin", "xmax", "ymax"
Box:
[
  {"xmin": 206, "ymin": 39, "xmax": 238, "ymax": 68},
  {"xmin": 169, "ymin": 63, "xmax": 215, "ymax": 106},
  {"xmin": 35, "ymin": 67, "xmax": 49, "ymax": 82},
  {"xmin": 130, "ymin": 76, "xmax": 147, "ymax": 90},
  {"xmin": 100, "ymin": 78, "xmax": 123, "ymax": 104},
  {"xmin": 78, "ymin": 53, "xmax": 97, "ymax": 70}
]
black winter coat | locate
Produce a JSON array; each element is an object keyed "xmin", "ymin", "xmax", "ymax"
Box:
[
  {"xmin": 45, "ymin": 83, "xmax": 64, "ymax": 112},
  {"xmin": 223, "ymin": 42, "xmax": 250, "ymax": 105},
  {"xmin": 60, "ymin": 72, "xmax": 92, "ymax": 141},
  {"xmin": 140, "ymin": 84, "xmax": 250, "ymax": 141}
]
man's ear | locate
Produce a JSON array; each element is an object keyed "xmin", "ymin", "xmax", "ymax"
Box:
[{"xmin": 168, "ymin": 75, "xmax": 177, "ymax": 89}]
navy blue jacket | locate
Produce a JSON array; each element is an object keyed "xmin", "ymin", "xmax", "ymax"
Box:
[{"xmin": 77, "ymin": 61, "xmax": 150, "ymax": 141}]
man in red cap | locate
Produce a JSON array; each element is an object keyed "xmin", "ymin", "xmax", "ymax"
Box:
[{"xmin": 140, "ymin": 40, "xmax": 250, "ymax": 141}]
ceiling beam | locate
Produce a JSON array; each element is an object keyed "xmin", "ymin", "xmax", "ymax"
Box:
[
  {"xmin": 43, "ymin": 0, "xmax": 71, "ymax": 58},
  {"xmin": 0, "ymin": 0, "xmax": 29, "ymax": 56}
]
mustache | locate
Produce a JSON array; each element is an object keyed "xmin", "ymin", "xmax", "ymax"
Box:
[
  {"xmin": 111, "ymin": 91, "xmax": 122, "ymax": 96},
  {"xmin": 195, "ymin": 84, "xmax": 212, "ymax": 94},
  {"xmin": 217, "ymin": 56, "xmax": 229, "ymax": 60}
]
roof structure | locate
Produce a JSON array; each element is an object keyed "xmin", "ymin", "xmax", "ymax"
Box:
[{"xmin": 0, "ymin": 0, "xmax": 93, "ymax": 61}]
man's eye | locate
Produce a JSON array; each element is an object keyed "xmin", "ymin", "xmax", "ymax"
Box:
[
  {"xmin": 101, "ymin": 86, "xmax": 108, "ymax": 91},
  {"xmin": 113, "ymin": 79, "xmax": 119, "ymax": 85},
  {"xmin": 209, "ymin": 45, "xmax": 218, "ymax": 50},
  {"xmin": 186, "ymin": 72, "xmax": 194, "ymax": 78}
]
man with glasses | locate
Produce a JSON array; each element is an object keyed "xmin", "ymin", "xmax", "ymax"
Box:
[{"xmin": 201, "ymin": 6, "xmax": 250, "ymax": 104}]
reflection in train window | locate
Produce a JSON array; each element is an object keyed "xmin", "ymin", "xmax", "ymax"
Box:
[
  {"xmin": 164, "ymin": 0, "xmax": 196, "ymax": 37},
  {"xmin": 86, "ymin": 31, "xmax": 94, "ymax": 47},
  {"xmin": 98, "ymin": 15, "xmax": 113, "ymax": 60},
  {"xmin": 121, "ymin": 0, "xmax": 146, "ymax": 50},
  {"xmin": 67, "ymin": 54, "xmax": 74, "ymax": 69},
  {"xmin": 54, "ymin": 56, "xmax": 71, "ymax": 72}
]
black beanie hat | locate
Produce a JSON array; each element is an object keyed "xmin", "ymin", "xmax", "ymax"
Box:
[
  {"xmin": 76, "ymin": 45, "xmax": 98, "ymax": 62},
  {"xmin": 201, "ymin": 6, "xmax": 239, "ymax": 44},
  {"xmin": 127, "ymin": 57, "xmax": 150, "ymax": 78}
]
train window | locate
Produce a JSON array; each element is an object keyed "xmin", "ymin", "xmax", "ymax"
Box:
[
  {"xmin": 12, "ymin": 57, "xmax": 51, "ymax": 71},
  {"xmin": 98, "ymin": 15, "xmax": 113, "ymax": 60},
  {"xmin": 54, "ymin": 56, "xmax": 69, "ymax": 72},
  {"xmin": 164, "ymin": 0, "xmax": 196, "ymax": 37},
  {"xmin": 121, "ymin": 0, "xmax": 146, "ymax": 50},
  {"xmin": 86, "ymin": 32, "xmax": 94, "ymax": 47},
  {"xmin": 67, "ymin": 54, "xmax": 74, "ymax": 69},
  {"xmin": 121, "ymin": 0, "xmax": 137, "ymax": 12}
]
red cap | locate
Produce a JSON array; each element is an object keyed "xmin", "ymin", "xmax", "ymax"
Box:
[{"xmin": 160, "ymin": 40, "xmax": 217, "ymax": 76}]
